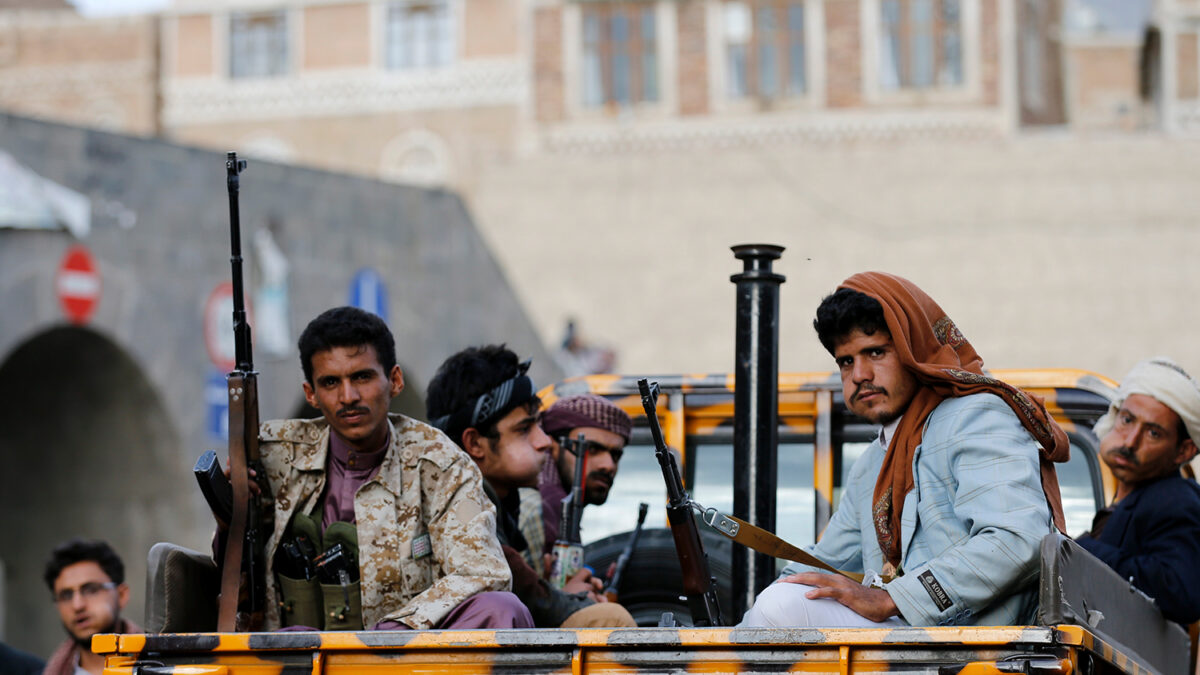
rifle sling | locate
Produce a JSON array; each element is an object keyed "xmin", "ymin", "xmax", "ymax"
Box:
[{"xmin": 711, "ymin": 512, "xmax": 867, "ymax": 584}]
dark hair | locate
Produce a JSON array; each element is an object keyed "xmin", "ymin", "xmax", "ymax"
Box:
[
  {"xmin": 44, "ymin": 539, "xmax": 124, "ymax": 591},
  {"xmin": 426, "ymin": 344, "xmax": 539, "ymax": 444},
  {"xmin": 813, "ymin": 288, "xmax": 889, "ymax": 354},
  {"xmin": 298, "ymin": 307, "xmax": 397, "ymax": 385}
]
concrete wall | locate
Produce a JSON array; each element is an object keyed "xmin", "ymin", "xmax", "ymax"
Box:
[{"xmin": 0, "ymin": 112, "xmax": 557, "ymax": 655}]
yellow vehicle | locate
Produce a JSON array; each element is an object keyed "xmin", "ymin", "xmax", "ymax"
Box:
[{"xmin": 96, "ymin": 368, "xmax": 1194, "ymax": 675}]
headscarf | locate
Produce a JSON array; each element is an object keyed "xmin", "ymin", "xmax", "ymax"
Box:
[
  {"xmin": 430, "ymin": 360, "xmax": 536, "ymax": 443},
  {"xmin": 840, "ymin": 272, "xmax": 1070, "ymax": 569},
  {"xmin": 541, "ymin": 394, "xmax": 633, "ymax": 444},
  {"xmin": 1094, "ymin": 357, "xmax": 1200, "ymax": 448}
]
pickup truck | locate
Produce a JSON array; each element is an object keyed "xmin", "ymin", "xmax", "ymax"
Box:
[{"xmin": 97, "ymin": 368, "xmax": 1196, "ymax": 675}]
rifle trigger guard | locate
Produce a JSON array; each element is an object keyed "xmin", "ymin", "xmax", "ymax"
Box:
[{"xmin": 703, "ymin": 508, "xmax": 740, "ymax": 537}]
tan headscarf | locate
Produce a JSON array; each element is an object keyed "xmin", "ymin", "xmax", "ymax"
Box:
[{"xmin": 840, "ymin": 272, "xmax": 1070, "ymax": 569}]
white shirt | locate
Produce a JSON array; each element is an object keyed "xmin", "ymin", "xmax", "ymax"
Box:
[{"xmin": 880, "ymin": 416, "xmax": 903, "ymax": 449}]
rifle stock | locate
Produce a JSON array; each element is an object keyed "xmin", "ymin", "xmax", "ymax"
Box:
[
  {"xmin": 638, "ymin": 379, "xmax": 724, "ymax": 627},
  {"xmin": 216, "ymin": 152, "xmax": 268, "ymax": 632}
]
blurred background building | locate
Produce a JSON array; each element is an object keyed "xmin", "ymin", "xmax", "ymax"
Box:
[{"xmin": 2, "ymin": 0, "xmax": 1200, "ymax": 656}]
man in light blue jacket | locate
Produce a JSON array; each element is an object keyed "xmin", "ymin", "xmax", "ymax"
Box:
[{"xmin": 740, "ymin": 272, "xmax": 1070, "ymax": 628}]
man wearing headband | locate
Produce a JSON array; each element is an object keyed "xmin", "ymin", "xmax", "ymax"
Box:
[
  {"xmin": 427, "ymin": 345, "xmax": 637, "ymax": 628},
  {"xmin": 219, "ymin": 307, "xmax": 529, "ymax": 631},
  {"xmin": 1076, "ymin": 357, "xmax": 1200, "ymax": 625},
  {"xmin": 519, "ymin": 395, "xmax": 632, "ymax": 571},
  {"xmin": 741, "ymin": 272, "xmax": 1068, "ymax": 628}
]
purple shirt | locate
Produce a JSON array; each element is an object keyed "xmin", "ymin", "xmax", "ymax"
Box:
[{"xmin": 322, "ymin": 429, "xmax": 389, "ymax": 528}]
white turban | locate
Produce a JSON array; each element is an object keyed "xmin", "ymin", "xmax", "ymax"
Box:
[{"xmin": 1094, "ymin": 357, "xmax": 1200, "ymax": 448}]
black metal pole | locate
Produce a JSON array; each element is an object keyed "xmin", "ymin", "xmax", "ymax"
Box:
[{"xmin": 730, "ymin": 243, "xmax": 785, "ymax": 621}]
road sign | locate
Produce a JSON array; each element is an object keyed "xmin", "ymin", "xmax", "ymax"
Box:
[
  {"xmin": 204, "ymin": 282, "xmax": 247, "ymax": 372},
  {"xmin": 349, "ymin": 268, "xmax": 387, "ymax": 321},
  {"xmin": 206, "ymin": 370, "xmax": 229, "ymax": 441},
  {"xmin": 55, "ymin": 245, "xmax": 100, "ymax": 324}
]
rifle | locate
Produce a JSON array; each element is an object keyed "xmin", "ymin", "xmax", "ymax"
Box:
[
  {"xmin": 212, "ymin": 151, "xmax": 268, "ymax": 632},
  {"xmin": 638, "ymin": 379, "xmax": 724, "ymax": 627},
  {"xmin": 604, "ymin": 501, "xmax": 648, "ymax": 602},
  {"xmin": 549, "ymin": 433, "xmax": 587, "ymax": 589}
]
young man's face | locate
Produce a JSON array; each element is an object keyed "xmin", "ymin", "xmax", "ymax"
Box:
[
  {"xmin": 52, "ymin": 561, "xmax": 128, "ymax": 646},
  {"xmin": 1100, "ymin": 393, "xmax": 1197, "ymax": 488},
  {"xmin": 303, "ymin": 344, "xmax": 403, "ymax": 452},
  {"xmin": 477, "ymin": 404, "xmax": 551, "ymax": 494},
  {"xmin": 554, "ymin": 426, "xmax": 625, "ymax": 505},
  {"xmin": 833, "ymin": 328, "xmax": 919, "ymax": 426}
]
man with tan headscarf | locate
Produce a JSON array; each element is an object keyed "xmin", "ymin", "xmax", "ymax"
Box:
[
  {"xmin": 740, "ymin": 272, "xmax": 1069, "ymax": 628},
  {"xmin": 1076, "ymin": 357, "xmax": 1200, "ymax": 625}
]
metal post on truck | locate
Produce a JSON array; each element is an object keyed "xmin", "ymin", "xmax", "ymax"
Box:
[{"xmin": 729, "ymin": 243, "xmax": 785, "ymax": 620}]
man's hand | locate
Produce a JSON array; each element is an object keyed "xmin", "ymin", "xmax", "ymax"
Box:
[
  {"xmin": 781, "ymin": 572, "xmax": 898, "ymax": 622},
  {"xmin": 562, "ymin": 567, "xmax": 606, "ymax": 602},
  {"xmin": 222, "ymin": 457, "xmax": 262, "ymax": 496}
]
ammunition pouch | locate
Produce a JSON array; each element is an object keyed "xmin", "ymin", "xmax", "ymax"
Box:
[{"xmin": 275, "ymin": 515, "xmax": 364, "ymax": 630}]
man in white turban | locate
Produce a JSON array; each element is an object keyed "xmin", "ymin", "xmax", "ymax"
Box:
[{"xmin": 1076, "ymin": 357, "xmax": 1200, "ymax": 625}]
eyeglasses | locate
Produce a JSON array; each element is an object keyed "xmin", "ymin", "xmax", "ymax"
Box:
[
  {"xmin": 53, "ymin": 581, "xmax": 117, "ymax": 604},
  {"xmin": 559, "ymin": 437, "xmax": 624, "ymax": 463}
]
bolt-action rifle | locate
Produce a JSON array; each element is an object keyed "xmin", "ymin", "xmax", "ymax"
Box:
[
  {"xmin": 638, "ymin": 379, "xmax": 724, "ymax": 627},
  {"xmin": 550, "ymin": 433, "xmax": 587, "ymax": 589},
  {"xmin": 213, "ymin": 151, "xmax": 269, "ymax": 632}
]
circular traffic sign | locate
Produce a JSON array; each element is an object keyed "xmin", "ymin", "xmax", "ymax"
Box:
[
  {"xmin": 204, "ymin": 282, "xmax": 253, "ymax": 372},
  {"xmin": 55, "ymin": 245, "xmax": 100, "ymax": 324}
]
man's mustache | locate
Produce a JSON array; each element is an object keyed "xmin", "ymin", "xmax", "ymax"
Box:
[
  {"xmin": 853, "ymin": 383, "xmax": 886, "ymax": 402},
  {"xmin": 337, "ymin": 405, "xmax": 370, "ymax": 418},
  {"xmin": 586, "ymin": 469, "xmax": 614, "ymax": 486},
  {"xmin": 1110, "ymin": 446, "xmax": 1139, "ymax": 465}
]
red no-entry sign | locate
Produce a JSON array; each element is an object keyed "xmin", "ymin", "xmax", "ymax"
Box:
[{"xmin": 56, "ymin": 245, "xmax": 100, "ymax": 324}]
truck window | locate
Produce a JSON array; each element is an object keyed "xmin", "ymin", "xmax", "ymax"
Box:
[{"xmin": 686, "ymin": 437, "xmax": 816, "ymax": 547}]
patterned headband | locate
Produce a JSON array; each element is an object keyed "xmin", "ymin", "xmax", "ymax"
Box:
[{"xmin": 431, "ymin": 360, "xmax": 536, "ymax": 442}]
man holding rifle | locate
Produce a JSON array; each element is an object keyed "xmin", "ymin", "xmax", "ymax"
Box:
[
  {"xmin": 426, "ymin": 345, "xmax": 636, "ymax": 628},
  {"xmin": 218, "ymin": 307, "xmax": 530, "ymax": 631},
  {"xmin": 519, "ymin": 395, "xmax": 632, "ymax": 574},
  {"xmin": 740, "ymin": 272, "xmax": 1068, "ymax": 628}
]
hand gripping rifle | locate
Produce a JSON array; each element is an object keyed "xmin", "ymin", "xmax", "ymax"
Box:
[
  {"xmin": 214, "ymin": 151, "xmax": 269, "ymax": 632},
  {"xmin": 638, "ymin": 379, "xmax": 724, "ymax": 626},
  {"xmin": 550, "ymin": 433, "xmax": 587, "ymax": 589}
]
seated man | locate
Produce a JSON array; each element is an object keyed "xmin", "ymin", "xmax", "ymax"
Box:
[
  {"xmin": 1076, "ymin": 357, "xmax": 1200, "ymax": 625},
  {"xmin": 740, "ymin": 272, "xmax": 1069, "ymax": 628},
  {"xmin": 427, "ymin": 345, "xmax": 637, "ymax": 628},
  {"xmin": 518, "ymin": 394, "xmax": 632, "ymax": 575},
  {"xmin": 219, "ymin": 307, "xmax": 529, "ymax": 630},
  {"xmin": 42, "ymin": 539, "xmax": 139, "ymax": 675}
]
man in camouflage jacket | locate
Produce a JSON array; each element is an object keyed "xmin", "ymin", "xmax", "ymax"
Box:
[{"xmin": 221, "ymin": 307, "xmax": 530, "ymax": 630}]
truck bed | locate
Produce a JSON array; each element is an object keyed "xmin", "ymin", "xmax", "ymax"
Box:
[{"xmin": 94, "ymin": 624, "xmax": 1147, "ymax": 675}]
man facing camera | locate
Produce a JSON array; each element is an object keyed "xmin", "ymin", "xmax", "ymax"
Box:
[
  {"xmin": 42, "ymin": 539, "xmax": 139, "ymax": 675},
  {"xmin": 1076, "ymin": 357, "xmax": 1200, "ymax": 625},
  {"xmin": 740, "ymin": 272, "xmax": 1069, "ymax": 628}
]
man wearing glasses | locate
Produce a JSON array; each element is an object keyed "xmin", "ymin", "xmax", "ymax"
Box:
[
  {"xmin": 520, "ymin": 394, "xmax": 631, "ymax": 575},
  {"xmin": 41, "ymin": 539, "xmax": 139, "ymax": 675}
]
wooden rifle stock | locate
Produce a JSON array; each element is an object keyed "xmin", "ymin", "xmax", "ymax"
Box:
[
  {"xmin": 217, "ymin": 152, "xmax": 268, "ymax": 632},
  {"xmin": 638, "ymin": 379, "xmax": 724, "ymax": 627}
]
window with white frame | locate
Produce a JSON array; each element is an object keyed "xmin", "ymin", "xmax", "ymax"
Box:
[
  {"xmin": 229, "ymin": 10, "xmax": 289, "ymax": 79},
  {"xmin": 878, "ymin": 0, "xmax": 963, "ymax": 90},
  {"xmin": 582, "ymin": 2, "xmax": 659, "ymax": 108},
  {"xmin": 385, "ymin": 0, "xmax": 455, "ymax": 70},
  {"xmin": 724, "ymin": 0, "xmax": 807, "ymax": 100}
]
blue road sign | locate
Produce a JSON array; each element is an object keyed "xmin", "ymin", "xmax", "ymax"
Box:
[
  {"xmin": 206, "ymin": 370, "xmax": 229, "ymax": 442},
  {"xmin": 349, "ymin": 268, "xmax": 388, "ymax": 322}
]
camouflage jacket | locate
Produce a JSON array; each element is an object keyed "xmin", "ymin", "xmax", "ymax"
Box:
[{"xmin": 258, "ymin": 413, "xmax": 511, "ymax": 629}]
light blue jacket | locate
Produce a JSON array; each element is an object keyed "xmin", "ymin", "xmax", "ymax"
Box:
[{"xmin": 780, "ymin": 393, "xmax": 1053, "ymax": 626}]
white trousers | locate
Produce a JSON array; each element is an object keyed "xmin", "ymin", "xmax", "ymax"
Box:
[{"xmin": 737, "ymin": 582, "xmax": 909, "ymax": 628}]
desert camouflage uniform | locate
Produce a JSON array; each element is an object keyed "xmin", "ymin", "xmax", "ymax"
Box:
[{"xmin": 258, "ymin": 413, "xmax": 510, "ymax": 630}]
